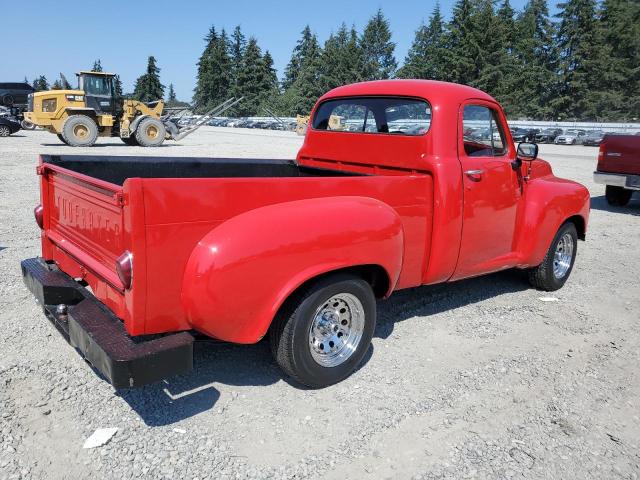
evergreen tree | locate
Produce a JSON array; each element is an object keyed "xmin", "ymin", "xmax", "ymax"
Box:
[
  {"xmin": 93, "ymin": 59, "xmax": 103, "ymax": 72},
  {"xmin": 230, "ymin": 25, "xmax": 246, "ymax": 96},
  {"xmin": 282, "ymin": 26, "xmax": 321, "ymax": 89},
  {"xmin": 51, "ymin": 80, "xmax": 63, "ymax": 90},
  {"xmin": 32, "ymin": 76, "xmax": 49, "ymax": 92},
  {"xmin": 473, "ymin": 0, "xmax": 516, "ymax": 99},
  {"xmin": 279, "ymin": 27, "xmax": 324, "ymax": 115},
  {"xmin": 114, "ymin": 75, "xmax": 123, "ymax": 99},
  {"xmin": 318, "ymin": 23, "xmax": 363, "ymax": 91},
  {"xmin": 397, "ymin": 4, "xmax": 446, "ymax": 79},
  {"xmin": 23, "ymin": 76, "xmax": 29, "ymax": 85},
  {"xmin": 442, "ymin": 0, "xmax": 478, "ymax": 84},
  {"xmin": 133, "ymin": 56, "xmax": 165, "ymax": 102},
  {"xmin": 167, "ymin": 83, "xmax": 177, "ymax": 102},
  {"xmin": 512, "ymin": 0, "xmax": 558, "ymax": 119},
  {"xmin": 553, "ymin": 0, "xmax": 608, "ymax": 119},
  {"xmin": 235, "ymin": 38, "xmax": 280, "ymax": 115},
  {"xmin": 598, "ymin": 0, "xmax": 640, "ymax": 119},
  {"xmin": 193, "ymin": 27, "xmax": 232, "ymax": 113},
  {"xmin": 359, "ymin": 9, "xmax": 397, "ymax": 80}
]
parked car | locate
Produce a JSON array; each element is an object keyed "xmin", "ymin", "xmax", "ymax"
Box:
[
  {"xmin": 535, "ymin": 128, "xmax": 563, "ymax": 143},
  {"xmin": 511, "ymin": 127, "xmax": 540, "ymax": 142},
  {"xmin": 21, "ymin": 80, "xmax": 590, "ymax": 390},
  {"xmin": 0, "ymin": 82, "xmax": 35, "ymax": 107},
  {"xmin": 593, "ymin": 133, "xmax": 640, "ymax": 206},
  {"xmin": 555, "ymin": 129, "xmax": 587, "ymax": 145},
  {"xmin": 0, "ymin": 116, "xmax": 21, "ymax": 136},
  {"xmin": 582, "ymin": 130, "xmax": 606, "ymax": 146}
]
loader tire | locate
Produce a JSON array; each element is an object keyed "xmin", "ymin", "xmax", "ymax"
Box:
[
  {"xmin": 61, "ymin": 115, "xmax": 98, "ymax": 147},
  {"xmin": 135, "ymin": 118, "xmax": 166, "ymax": 147},
  {"xmin": 57, "ymin": 134, "xmax": 68, "ymax": 145}
]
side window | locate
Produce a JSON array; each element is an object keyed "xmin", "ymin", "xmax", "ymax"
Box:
[{"xmin": 463, "ymin": 105, "xmax": 507, "ymax": 157}]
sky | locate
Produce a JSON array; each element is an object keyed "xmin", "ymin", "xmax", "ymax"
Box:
[{"xmin": 1, "ymin": 0, "xmax": 530, "ymax": 102}]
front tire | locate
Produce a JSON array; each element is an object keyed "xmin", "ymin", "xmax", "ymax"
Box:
[
  {"xmin": 528, "ymin": 222, "xmax": 578, "ymax": 291},
  {"xmin": 270, "ymin": 273, "xmax": 376, "ymax": 388},
  {"xmin": 135, "ymin": 118, "xmax": 166, "ymax": 147},
  {"xmin": 0, "ymin": 125, "xmax": 11, "ymax": 137},
  {"xmin": 61, "ymin": 115, "xmax": 99, "ymax": 147},
  {"xmin": 605, "ymin": 185, "xmax": 632, "ymax": 206}
]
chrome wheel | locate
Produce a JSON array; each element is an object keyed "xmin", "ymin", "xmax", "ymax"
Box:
[
  {"xmin": 553, "ymin": 233, "xmax": 574, "ymax": 279},
  {"xmin": 0, "ymin": 126, "xmax": 10, "ymax": 137},
  {"xmin": 308, "ymin": 293, "xmax": 365, "ymax": 367}
]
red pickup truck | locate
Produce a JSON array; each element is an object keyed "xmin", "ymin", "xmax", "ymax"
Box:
[
  {"xmin": 22, "ymin": 80, "xmax": 590, "ymax": 389},
  {"xmin": 594, "ymin": 133, "xmax": 640, "ymax": 206}
]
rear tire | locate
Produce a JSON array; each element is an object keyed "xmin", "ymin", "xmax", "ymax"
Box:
[
  {"xmin": 270, "ymin": 273, "xmax": 376, "ymax": 388},
  {"xmin": 134, "ymin": 118, "xmax": 166, "ymax": 147},
  {"xmin": 120, "ymin": 136, "xmax": 139, "ymax": 146},
  {"xmin": 0, "ymin": 125, "xmax": 11, "ymax": 137},
  {"xmin": 605, "ymin": 185, "xmax": 632, "ymax": 206},
  {"xmin": 61, "ymin": 115, "xmax": 98, "ymax": 147},
  {"xmin": 528, "ymin": 222, "xmax": 578, "ymax": 291}
]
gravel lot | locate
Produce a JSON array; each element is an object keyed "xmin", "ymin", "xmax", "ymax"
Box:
[{"xmin": 1, "ymin": 128, "xmax": 639, "ymax": 480}]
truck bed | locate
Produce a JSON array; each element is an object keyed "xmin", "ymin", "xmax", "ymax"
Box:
[
  {"xmin": 38, "ymin": 155, "xmax": 433, "ymax": 338},
  {"xmin": 43, "ymin": 155, "xmax": 360, "ymax": 186}
]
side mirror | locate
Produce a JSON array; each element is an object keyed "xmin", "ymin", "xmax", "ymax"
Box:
[{"xmin": 517, "ymin": 142, "xmax": 538, "ymax": 161}]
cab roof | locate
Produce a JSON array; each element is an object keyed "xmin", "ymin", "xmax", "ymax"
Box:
[
  {"xmin": 319, "ymin": 79, "xmax": 496, "ymax": 105},
  {"xmin": 76, "ymin": 71, "xmax": 116, "ymax": 76}
]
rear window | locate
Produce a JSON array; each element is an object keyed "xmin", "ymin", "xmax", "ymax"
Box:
[{"xmin": 312, "ymin": 97, "xmax": 431, "ymax": 136}]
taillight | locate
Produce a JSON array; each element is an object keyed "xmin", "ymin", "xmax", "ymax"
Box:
[
  {"xmin": 34, "ymin": 204, "xmax": 44, "ymax": 229},
  {"xmin": 115, "ymin": 251, "xmax": 133, "ymax": 290}
]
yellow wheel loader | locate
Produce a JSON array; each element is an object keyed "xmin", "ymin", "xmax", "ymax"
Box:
[{"xmin": 24, "ymin": 71, "xmax": 242, "ymax": 147}]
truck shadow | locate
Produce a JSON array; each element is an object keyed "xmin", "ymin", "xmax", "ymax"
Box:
[
  {"xmin": 590, "ymin": 194, "xmax": 640, "ymax": 216},
  {"xmin": 375, "ymin": 269, "xmax": 530, "ymax": 339},
  {"xmin": 118, "ymin": 269, "xmax": 528, "ymax": 426}
]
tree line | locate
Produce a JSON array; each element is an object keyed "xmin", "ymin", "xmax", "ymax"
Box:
[
  {"xmin": 26, "ymin": 0, "xmax": 638, "ymax": 121},
  {"xmin": 191, "ymin": 0, "xmax": 638, "ymax": 121}
]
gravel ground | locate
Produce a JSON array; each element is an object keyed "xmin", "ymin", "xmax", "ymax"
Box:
[{"xmin": 1, "ymin": 128, "xmax": 639, "ymax": 480}]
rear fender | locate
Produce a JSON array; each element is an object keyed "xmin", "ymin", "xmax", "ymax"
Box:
[
  {"xmin": 181, "ymin": 197, "xmax": 404, "ymax": 343},
  {"xmin": 516, "ymin": 176, "xmax": 590, "ymax": 267}
]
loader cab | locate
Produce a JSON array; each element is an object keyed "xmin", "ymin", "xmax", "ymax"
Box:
[{"xmin": 77, "ymin": 71, "xmax": 116, "ymax": 115}]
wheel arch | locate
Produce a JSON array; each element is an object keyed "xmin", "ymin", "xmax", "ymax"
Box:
[
  {"xmin": 180, "ymin": 196, "xmax": 404, "ymax": 344},
  {"xmin": 565, "ymin": 214, "xmax": 586, "ymax": 241}
]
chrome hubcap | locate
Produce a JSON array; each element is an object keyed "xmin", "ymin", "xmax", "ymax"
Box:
[
  {"xmin": 309, "ymin": 293, "xmax": 365, "ymax": 367},
  {"xmin": 553, "ymin": 233, "xmax": 574, "ymax": 279}
]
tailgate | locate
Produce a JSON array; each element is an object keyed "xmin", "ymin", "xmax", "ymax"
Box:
[
  {"xmin": 598, "ymin": 135, "xmax": 640, "ymax": 175},
  {"xmin": 38, "ymin": 159, "xmax": 143, "ymax": 331}
]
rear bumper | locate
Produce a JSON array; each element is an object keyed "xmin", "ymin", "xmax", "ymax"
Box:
[
  {"xmin": 21, "ymin": 257, "xmax": 194, "ymax": 389},
  {"xmin": 594, "ymin": 171, "xmax": 640, "ymax": 191}
]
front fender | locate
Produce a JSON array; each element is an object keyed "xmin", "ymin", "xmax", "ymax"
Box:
[
  {"xmin": 181, "ymin": 196, "xmax": 404, "ymax": 343},
  {"xmin": 516, "ymin": 175, "xmax": 590, "ymax": 267}
]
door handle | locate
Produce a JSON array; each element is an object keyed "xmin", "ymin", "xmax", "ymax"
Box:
[{"xmin": 465, "ymin": 169, "xmax": 484, "ymax": 176}]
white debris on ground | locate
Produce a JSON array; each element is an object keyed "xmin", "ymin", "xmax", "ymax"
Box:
[
  {"xmin": 82, "ymin": 428, "xmax": 118, "ymax": 449},
  {"xmin": 0, "ymin": 128, "xmax": 638, "ymax": 479}
]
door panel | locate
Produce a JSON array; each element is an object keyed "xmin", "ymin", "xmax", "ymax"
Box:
[{"xmin": 453, "ymin": 102, "xmax": 520, "ymax": 279}]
